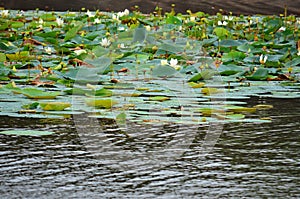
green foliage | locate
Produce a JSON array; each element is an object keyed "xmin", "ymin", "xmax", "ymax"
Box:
[{"xmin": 0, "ymin": 9, "xmax": 298, "ymax": 124}]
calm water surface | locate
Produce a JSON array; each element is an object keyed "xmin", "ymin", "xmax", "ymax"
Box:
[{"xmin": 0, "ymin": 97, "xmax": 299, "ymax": 198}]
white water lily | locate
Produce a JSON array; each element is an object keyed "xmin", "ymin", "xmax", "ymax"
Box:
[
  {"xmin": 86, "ymin": 10, "xmax": 94, "ymax": 18},
  {"xmin": 74, "ymin": 49, "xmax": 87, "ymax": 56},
  {"xmin": 1, "ymin": 10, "xmax": 9, "ymax": 17},
  {"xmin": 112, "ymin": 14, "xmax": 119, "ymax": 21},
  {"xmin": 218, "ymin": 21, "xmax": 228, "ymax": 26},
  {"xmin": 100, "ymin": 38, "xmax": 111, "ymax": 48},
  {"xmin": 145, "ymin": 25, "xmax": 151, "ymax": 31},
  {"xmin": 190, "ymin": 16, "xmax": 196, "ymax": 22},
  {"xmin": 259, "ymin": 54, "xmax": 268, "ymax": 64},
  {"xmin": 16, "ymin": 10, "xmax": 24, "ymax": 17},
  {"xmin": 38, "ymin": 18, "xmax": 44, "ymax": 28},
  {"xmin": 118, "ymin": 43, "xmax": 125, "ymax": 48},
  {"xmin": 278, "ymin": 26, "xmax": 286, "ymax": 32},
  {"xmin": 118, "ymin": 26, "xmax": 126, "ymax": 31},
  {"xmin": 224, "ymin": 16, "xmax": 233, "ymax": 21},
  {"xmin": 94, "ymin": 18, "xmax": 101, "ymax": 24},
  {"xmin": 160, "ymin": 59, "xmax": 168, "ymax": 66},
  {"xmin": 117, "ymin": 9, "xmax": 130, "ymax": 18},
  {"xmin": 39, "ymin": 18, "xmax": 44, "ymax": 24},
  {"xmin": 169, "ymin": 58, "xmax": 180, "ymax": 70},
  {"xmin": 56, "ymin": 17, "xmax": 64, "ymax": 27},
  {"xmin": 45, "ymin": 47, "xmax": 52, "ymax": 54}
]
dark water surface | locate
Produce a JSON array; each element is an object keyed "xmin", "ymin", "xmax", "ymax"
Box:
[{"xmin": 0, "ymin": 97, "xmax": 299, "ymax": 198}]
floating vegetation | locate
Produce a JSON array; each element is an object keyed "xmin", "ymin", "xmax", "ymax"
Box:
[{"xmin": 0, "ymin": 8, "xmax": 299, "ymax": 124}]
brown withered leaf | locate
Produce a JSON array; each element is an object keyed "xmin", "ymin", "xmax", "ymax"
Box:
[
  {"xmin": 23, "ymin": 38, "xmax": 44, "ymax": 46},
  {"xmin": 117, "ymin": 68, "xmax": 129, "ymax": 73},
  {"xmin": 30, "ymin": 74, "xmax": 55, "ymax": 86},
  {"xmin": 266, "ymin": 73, "xmax": 290, "ymax": 81},
  {"xmin": 68, "ymin": 58, "xmax": 95, "ymax": 68}
]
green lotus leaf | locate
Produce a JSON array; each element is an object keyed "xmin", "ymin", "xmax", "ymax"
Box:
[
  {"xmin": 64, "ymin": 21, "xmax": 84, "ymax": 41},
  {"xmin": 247, "ymin": 68, "xmax": 269, "ymax": 80},
  {"xmin": 39, "ymin": 102, "xmax": 71, "ymax": 111},
  {"xmin": 21, "ymin": 88, "xmax": 61, "ymax": 99},
  {"xmin": 148, "ymin": 96, "xmax": 170, "ymax": 102},
  {"xmin": 152, "ymin": 65, "xmax": 177, "ymax": 77},
  {"xmin": 85, "ymin": 98, "xmax": 118, "ymax": 109}
]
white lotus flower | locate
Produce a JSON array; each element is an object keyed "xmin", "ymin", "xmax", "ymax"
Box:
[
  {"xmin": 118, "ymin": 43, "xmax": 125, "ymax": 48},
  {"xmin": 112, "ymin": 14, "xmax": 119, "ymax": 21},
  {"xmin": 160, "ymin": 59, "xmax": 168, "ymax": 66},
  {"xmin": 218, "ymin": 21, "xmax": 228, "ymax": 26},
  {"xmin": 16, "ymin": 10, "xmax": 24, "ymax": 17},
  {"xmin": 94, "ymin": 18, "xmax": 101, "ymax": 24},
  {"xmin": 224, "ymin": 16, "xmax": 233, "ymax": 21},
  {"xmin": 278, "ymin": 26, "xmax": 286, "ymax": 32},
  {"xmin": 38, "ymin": 18, "xmax": 44, "ymax": 28},
  {"xmin": 56, "ymin": 17, "xmax": 64, "ymax": 27},
  {"xmin": 45, "ymin": 47, "xmax": 52, "ymax": 54},
  {"xmin": 190, "ymin": 16, "xmax": 196, "ymax": 22},
  {"xmin": 74, "ymin": 49, "xmax": 87, "ymax": 56},
  {"xmin": 100, "ymin": 38, "xmax": 111, "ymax": 47},
  {"xmin": 259, "ymin": 54, "xmax": 268, "ymax": 64},
  {"xmin": 1, "ymin": 10, "xmax": 9, "ymax": 17},
  {"xmin": 145, "ymin": 25, "xmax": 151, "ymax": 31},
  {"xmin": 39, "ymin": 18, "xmax": 44, "ymax": 24},
  {"xmin": 117, "ymin": 9, "xmax": 130, "ymax": 18},
  {"xmin": 169, "ymin": 58, "xmax": 180, "ymax": 70},
  {"xmin": 86, "ymin": 10, "xmax": 94, "ymax": 18},
  {"xmin": 123, "ymin": 9, "xmax": 130, "ymax": 16},
  {"xmin": 169, "ymin": 58, "xmax": 178, "ymax": 67}
]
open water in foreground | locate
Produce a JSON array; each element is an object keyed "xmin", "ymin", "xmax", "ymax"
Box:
[{"xmin": 0, "ymin": 97, "xmax": 299, "ymax": 198}]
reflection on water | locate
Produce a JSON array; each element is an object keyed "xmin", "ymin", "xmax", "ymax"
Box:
[{"xmin": 0, "ymin": 97, "xmax": 299, "ymax": 198}]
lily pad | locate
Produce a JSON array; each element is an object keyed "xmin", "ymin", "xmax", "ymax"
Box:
[
  {"xmin": 20, "ymin": 88, "xmax": 61, "ymax": 99},
  {"xmin": 85, "ymin": 98, "xmax": 118, "ymax": 109},
  {"xmin": 39, "ymin": 102, "xmax": 71, "ymax": 111},
  {"xmin": 148, "ymin": 96, "xmax": 170, "ymax": 102}
]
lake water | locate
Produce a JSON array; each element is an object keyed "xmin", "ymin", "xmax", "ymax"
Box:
[{"xmin": 0, "ymin": 96, "xmax": 299, "ymax": 198}]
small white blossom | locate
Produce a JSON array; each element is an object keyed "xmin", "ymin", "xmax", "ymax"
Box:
[
  {"xmin": 74, "ymin": 49, "xmax": 87, "ymax": 56},
  {"xmin": 86, "ymin": 10, "xmax": 94, "ymax": 18},
  {"xmin": 56, "ymin": 17, "xmax": 64, "ymax": 27},
  {"xmin": 16, "ymin": 10, "xmax": 24, "ymax": 17},
  {"xmin": 169, "ymin": 58, "xmax": 178, "ymax": 67},
  {"xmin": 123, "ymin": 9, "xmax": 130, "ymax": 16},
  {"xmin": 259, "ymin": 54, "xmax": 268, "ymax": 64},
  {"xmin": 39, "ymin": 18, "xmax": 44, "ymax": 24},
  {"xmin": 117, "ymin": 9, "xmax": 130, "ymax": 18},
  {"xmin": 100, "ymin": 38, "xmax": 111, "ymax": 47},
  {"xmin": 278, "ymin": 26, "xmax": 286, "ymax": 32},
  {"xmin": 45, "ymin": 47, "xmax": 52, "ymax": 54},
  {"xmin": 38, "ymin": 18, "xmax": 44, "ymax": 28},
  {"xmin": 118, "ymin": 26, "xmax": 126, "ymax": 31},
  {"xmin": 190, "ymin": 16, "xmax": 196, "ymax": 22},
  {"xmin": 218, "ymin": 21, "xmax": 228, "ymax": 26},
  {"xmin": 112, "ymin": 14, "xmax": 119, "ymax": 21},
  {"xmin": 94, "ymin": 18, "xmax": 101, "ymax": 24},
  {"xmin": 169, "ymin": 58, "xmax": 180, "ymax": 70},
  {"xmin": 118, "ymin": 43, "xmax": 125, "ymax": 48},
  {"xmin": 1, "ymin": 10, "xmax": 9, "ymax": 17},
  {"xmin": 145, "ymin": 25, "xmax": 151, "ymax": 31},
  {"xmin": 161, "ymin": 60, "xmax": 168, "ymax": 66},
  {"xmin": 224, "ymin": 16, "xmax": 233, "ymax": 21}
]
